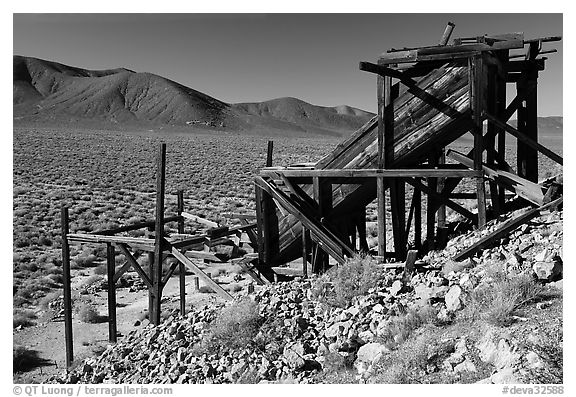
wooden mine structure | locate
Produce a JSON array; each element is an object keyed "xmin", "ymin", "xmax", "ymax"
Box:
[
  {"xmin": 59, "ymin": 23, "xmax": 562, "ymax": 369},
  {"xmin": 253, "ymin": 24, "xmax": 562, "ymax": 278}
]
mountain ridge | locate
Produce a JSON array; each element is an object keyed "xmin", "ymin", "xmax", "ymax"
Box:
[{"xmin": 13, "ymin": 56, "xmax": 374, "ymax": 137}]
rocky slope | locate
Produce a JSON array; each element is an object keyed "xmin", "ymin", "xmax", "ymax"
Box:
[
  {"xmin": 13, "ymin": 56, "xmax": 373, "ymax": 137},
  {"xmin": 48, "ymin": 207, "xmax": 563, "ymax": 384}
]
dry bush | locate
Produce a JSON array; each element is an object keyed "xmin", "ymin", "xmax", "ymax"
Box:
[
  {"xmin": 311, "ymin": 254, "xmax": 384, "ymax": 308},
  {"xmin": 377, "ymin": 305, "xmax": 438, "ymax": 349},
  {"xmin": 459, "ymin": 271, "xmax": 542, "ymax": 327},
  {"xmin": 13, "ymin": 309, "xmax": 37, "ymax": 328},
  {"xmin": 76, "ymin": 301, "xmax": 105, "ymax": 323},
  {"xmin": 13, "ymin": 345, "xmax": 49, "ymax": 372},
  {"xmin": 199, "ymin": 298, "xmax": 263, "ymax": 353}
]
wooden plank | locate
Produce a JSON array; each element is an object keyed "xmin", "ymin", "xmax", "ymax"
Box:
[
  {"xmin": 454, "ymin": 197, "xmax": 563, "ymax": 261},
  {"xmin": 378, "ymin": 40, "xmax": 524, "ymax": 64},
  {"xmin": 171, "ymin": 247, "xmax": 232, "ymax": 300},
  {"xmin": 181, "ymin": 212, "xmax": 219, "ymax": 228},
  {"xmin": 91, "ymin": 215, "xmax": 182, "ymax": 236},
  {"xmin": 67, "ymin": 233, "xmax": 155, "ymax": 249},
  {"xmin": 182, "ymin": 250, "xmax": 222, "ymax": 262},
  {"xmin": 439, "ymin": 22, "xmax": 456, "ymax": 45},
  {"xmin": 61, "ymin": 207, "xmax": 73, "ymax": 367},
  {"xmin": 261, "ymin": 169, "xmax": 482, "ymax": 178},
  {"xmin": 447, "ymin": 149, "xmax": 545, "ymax": 205},
  {"xmin": 222, "ymin": 213, "xmax": 257, "ymax": 220},
  {"xmin": 266, "ymin": 140, "xmax": 274, "ymax": 167},
  {"xmin": 112, "ymin": 260, "xmax": 132, "ymax": 283},
  {"xmin": 106, "ymin": 243, "xmax": 117, "ymax": 343},
  {"xmin": 233, "ymin": 257, "xmax": 270, "ymax": 286},
  {"xmin": 116, "ymin": 243, "xmax": 153, "ymax": 289}
]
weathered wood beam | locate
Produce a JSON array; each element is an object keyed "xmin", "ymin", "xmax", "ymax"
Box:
[
  {"xmin": 171, "ymin": 248, "xmax": 232, "ymax": 300},
  {"xmin": 91, "ymin": 215, "xmax": 182, "ymax": 236},
  {"xmin": 181, "ymin": 212, "xmax": 219, "ymax": 228},
  {"xmin": 447, "ymin": 149, "xmax": 544, "ymax": 206},
  {"xmin": 485, "ymin": 114, "xmax": 562, "ymax": 165},
  {"xmin": 261, "ymin": 169, "xmax": 482, "ymax": 178},
  {"xmin": 61, "ymin": 207, "xmax": 73, "ymax": 367},
  {"xmin": 361, "ymin": 61, "xmax": 465, "ymax": 120},
  {"xmin": 152, "ymin": 143, "xmax": 167, "ymax": 325},
  {"xmin": 115, "ymin": 243, "xmax": 153, "ymax": 288},
  {"xmin": 106, "ymin": 243, "xmax": 117, "ymax": 343},
  {"xmin": 454, "ymin": 197, "xmax": 563, "ymax": 261}
]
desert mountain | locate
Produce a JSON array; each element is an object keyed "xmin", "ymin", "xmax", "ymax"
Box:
[{"xmin": 13, "ymin": 56, "xmax": 374, "ymax": 137}]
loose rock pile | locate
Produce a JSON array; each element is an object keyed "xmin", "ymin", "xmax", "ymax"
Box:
[{"xmin": 49, "ymin": 209, "xmax": 562, "ymax": 384}]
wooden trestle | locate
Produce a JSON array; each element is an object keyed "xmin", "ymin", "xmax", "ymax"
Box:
[
  {"xmin": 254, "ymin": 25, "xmax": 562, "ymax": 280},
  {"xmin": 60, "ymin": 143, "xmax": 258, "ymax": 367}
]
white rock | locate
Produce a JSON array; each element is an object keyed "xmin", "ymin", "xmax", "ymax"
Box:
[
  {"xmin": 454, "ymin": 358, "xmax": 477, "ymax": 373},
  {"xmin": 445, "ymin": 285, "xmax": 463, "ymax": 312},
  {"xmin": 356, "ymin": 343, "xmax": 388, "ymax": 366},
  {"xmin": 525, "ymin": 351, "xmax": 545, "ymax": 369}
]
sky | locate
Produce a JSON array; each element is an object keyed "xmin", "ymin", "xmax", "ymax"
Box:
[{"xmin": 13, "ymin": 13, "xmax": 562, "ymax": 115}]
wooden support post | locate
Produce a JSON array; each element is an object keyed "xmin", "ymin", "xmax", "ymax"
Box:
[
  {"xmin": 377, "ymin": 71, "xmax": 393, "ymax": 168},
  {"xmin": 437, "ymin": 149, "xmax": 446, "ymax": 228},
  {"xmin": 177, "ymin": 190, "xmax": 186, "ymax": 316},
  {"xmin": 524, "ymin": 59, "xmax": 539, "ymax": 183},
  {"xmin": 313, "ymin": 177, "xmax": 332, "ymax": 272},
  {"xmin": 302, "ymin": 226, "xmax": 309, "ymax": 278},
  {"xmin": 146, "ymin": 227, "xmax": 155, "ymax": 321},
  {"xmin": 266, "ymin": 140, "xmax": 274, "ymax": 168},
  {"xmin": 487, "ymin": 60, "xmax": 501, "ymax": 216},
  {"xmin": 497, "ymin": 50, "xmax": 509, "ymax": 209},
  {"xmin": 254, "ymin": 184, "xmax": 265, "ymax": 265},
  {"xmin": 390, "ymin": 179, "xmax": 406, "ymax": 260},
  {"xmin": 426, "ymin": 164, "xmax": 437, "ymax": 250},
  {"xmin": 60, "ymin": 206, "xmax": 73, "ymax": 368},
  {"xmin": 438, "ymin": 22, "xmax": 456, "ymax": 45},
  {"xmin": 470, "ymin": 55, "xmax": 487, "ymax": 228},
  {"xmin": 152, "ymin": 143, "xmax": 166, "ymax": 326},
  {"xmin": 106, "ymin": 243, "xmax": 117, "ymax": 343},
  {"xmin": 414, "ymin": 188, "xmax": 422, "ymax": 251},
  {"xmin": 377, "ymin": 176, "xmax": 386, "ymax": 260}
]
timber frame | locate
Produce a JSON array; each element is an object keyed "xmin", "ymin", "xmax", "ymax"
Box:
[
  {"xmin": 60, "ymin": 143, "xmax": 258, "ymax": 367},
  {"xmin": 254, "ymin": 24, "xmax": 562, "ymax": 278}
]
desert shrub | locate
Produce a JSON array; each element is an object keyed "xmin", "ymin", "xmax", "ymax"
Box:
[
  {"xmin": 93, "ymin": 264, "xmax": 108, "ymax": 275},
  {"xmin": 39, "ymin": 290, "xmax": 63, "ymax": 310},
  {"xmin": 376, "ymin": 305, "xmax": 437, "ymax": 349},
  {"xmin": 200, "ymin": 298, "xmax": 263, "ymax": 353},
  {"xmin": 73, "ymin": 254, "xmax": 97, "ymax": 268},
  {"xmin": 76, "ymin": 301, "xmax": 104, "ymax": 323},
  {"xmin": 459, "ymin": 271, "xmax": 542, "ymax": 327},
  {"xmin": 38, "ymin": 236, "xmax": 52, "ymax": 246},
  {"xmin": 13, "ymin": 309, "xmax": 37, "ymax": 328},
  {"xmin": 13, "ymin": 345, "xmax": 46, "ymax": 372},
  {"xmin": 14, "ymin": 238, "xmax": 30, "ymax": 248},
  {"xmin": 82, "ymin": 275, "xmax": 104, "ymax": 289},
  {"xmin": 311, "ymin": 254, "xmax": 384, "ymax": 308}
]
